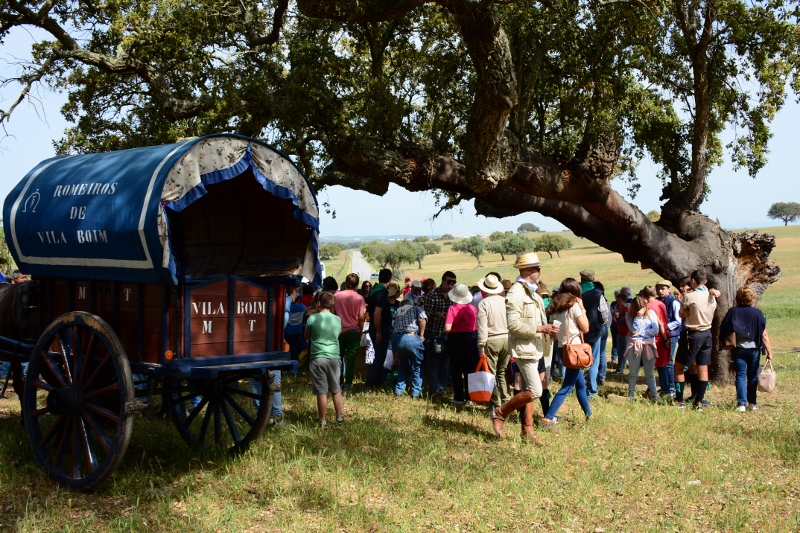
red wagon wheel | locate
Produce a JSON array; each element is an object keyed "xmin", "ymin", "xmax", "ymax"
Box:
[{"xmin": 22, "ymin": 312, "xmax": 134, "ymax": 491}]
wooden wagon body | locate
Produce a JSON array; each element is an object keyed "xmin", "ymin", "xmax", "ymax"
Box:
[{"xmin": 0, "ymin": 134, "xmax": 321, "ymax": 490}]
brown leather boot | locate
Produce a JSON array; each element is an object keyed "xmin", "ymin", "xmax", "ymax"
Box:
[
  {"xmin": 492, "ymin": 390, "xmax": 533, "ymax": 438},
  {"xmin": 521, "ymin": 403, "xmax": 547, "ymax": 446}
]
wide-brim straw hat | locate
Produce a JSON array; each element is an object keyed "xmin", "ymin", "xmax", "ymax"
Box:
[
  {"xmin": 478, "ymin": 274, "xmax": 504, "ymax": 295},
  {"xmin": 387, "ymin": 283, "xmax": 402, "ymax": 298},
  {"xmin": 448, "ymin": 283, "xmax": 473, "ymax": 304},
  {"xmin": 513, "ymin": 252, "xmax": 540, "ymax": 269},
  {"xmin": 502, "ymin": 279, "xmax": 513, "ymax": 291}
]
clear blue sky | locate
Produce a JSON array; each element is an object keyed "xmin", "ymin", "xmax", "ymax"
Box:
[{"xmin": 2, "ymin": 27, "xmax": 796, "ymax": 237}]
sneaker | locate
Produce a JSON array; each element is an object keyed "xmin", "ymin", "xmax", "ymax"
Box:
[
  {"xmin": 336, "ymin": 417, "xmax": 344, "ymax": 424},
  {"xmin": 539, "ymin": 418, "xmax": 560, "ymax": 433},
  {"xmin": 736, "ymin": 404, "xmax": 746, "ymax": 412},
  {"xmin": 269, "ymin": 415, "xmax": 284, "ymax": 427},
  {"xmin": 613, "ymin": 371, "xmax": 624, "ymax": 375},
  {"xmin": 748, "ymin": 403, "xmax": 759, "ymax": 411},
  {"xmin": 449, "ymin": 399, "xmax": 465, "ymax": 406},
  {"xmin": 700, "ymin": 399, "xmax": 710, "ymax": 407},
  {"xmin": 693, "ymin": 402, "xmax": 703, "ymax": 412},
  {"xmin": 318, "ymin": 419, "xmax": 328, "ymax": 428},
  {"xmin": 675, "ymin": 401, "xmax": 686, "ymax": 409}
]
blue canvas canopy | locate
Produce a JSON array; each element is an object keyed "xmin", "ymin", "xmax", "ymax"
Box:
[{"xmin": 4, "ymin": 134, "xmax": 323, "ymax": 285}]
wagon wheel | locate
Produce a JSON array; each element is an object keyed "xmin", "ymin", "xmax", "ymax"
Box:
[
  {"xmin": 163, "ymin": 370, "xmax": 274, "ymax": 454},
  {"xmin": 22, "ymin": 312, "xmax": 135, "ymax": 491}
]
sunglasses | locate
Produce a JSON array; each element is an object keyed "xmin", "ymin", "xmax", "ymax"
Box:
[{"xmin": 445, "ymin": 279, "xmax": 457, "ymax": 285}]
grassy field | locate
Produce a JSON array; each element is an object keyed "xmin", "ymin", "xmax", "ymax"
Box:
[{"xmin": 0, "ymin": 226, "xmax": 798, "ymax": 531}]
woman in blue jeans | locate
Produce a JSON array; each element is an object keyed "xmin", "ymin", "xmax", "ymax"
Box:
[
  {"xmin": 719, "ymin": 287, "xmax": 773, "ymax": 411},
  {"xmin": 540, "ymin": 278, "xmax": 593, "ymax": 431}
]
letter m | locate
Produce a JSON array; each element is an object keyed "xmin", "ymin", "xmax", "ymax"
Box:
[{"xmin": 202, "ymin": 320, "xmax": 212, "ymax": 334}]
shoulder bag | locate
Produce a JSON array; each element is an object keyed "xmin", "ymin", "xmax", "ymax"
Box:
[{"xmin": 562, "ymin": 308, "xmax": 594, "ymax": 369}]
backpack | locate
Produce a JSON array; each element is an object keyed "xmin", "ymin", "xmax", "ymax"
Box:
[{"xmin": 598, "ymin": 295, "xmax": 609, "ymax": 324}]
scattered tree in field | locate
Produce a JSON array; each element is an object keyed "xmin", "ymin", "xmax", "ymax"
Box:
[
  {"xmin": 452, "ymin": 236, "xmax": 486, "ymax": 267},
  {"xmin": 360, "ymin": 240, "xmax": 417, "ymax": 278},
  {"xmin": 413, "ymin": 235, "xmax": 430, "ymax": 242},
  {"xmin": 486, "ymin": 235, "xmax": 535, "ymax": 260},
  {"xmin": 414, "ymin": 242, "xmax": 441, "ymax": 268},
  {"xmin": 535, "ymin": 235, "xmax": 572, "ymax": 258},
  {"xmin": 517, "ymin": 223, "xmax": 540, "ymax": 233},
  {"xmin": 438, "ymin": 234, "xmax": 455, "ymax": 241},
  {"xmin": 318, "ymin": 244, "xmax": 342, "ymax": 260},
  {"xmin": 3, "ymin": 1, "xmax": 793, "ymax": 381},
  {"xmin": 646, "ymin": 210, "xmax": 661, "ymax": 223},
  {"xmin": 0, "ymin": 220, "xmax": 16, "ymax": 276},
  {"xmin": 767, "ymin": 202, "xmax": 800, "ymax": 226},
  {"xmin": 489, "ymin": 230, "xmax": 514, "ymax": 241}
]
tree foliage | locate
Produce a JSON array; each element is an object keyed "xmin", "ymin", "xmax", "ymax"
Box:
[
  {"xmin": 318, "ymin": 244, "xmax": 342, "ymax": 260},
  {"xmin": 414, "ymin": 242, "xmax": 441, "ymax": 269},
  {"xmin": 413, "ymin": 236, "xmax": 430, "ymax": 243},
  {"xmin": 2, "ymin": 0, "xmax": 795, "ymax": 380},
  {"xmin": 535, "ymin": 234, "xmax": 572, "ymax": 258},
  {"xmin": 489, "ymin": 231, "xmax": 514, "ymax": 241},
  {"xmin": 517, "ymin": 223, "xmax": 540, "ymax": 233},
  {"xmin": 767, "ymin": 202, "xmax": 800, "ymax": 226},
  {"xmin": 486, "ymin": 235, "xmax": 535, "ymax": 261},
  {"xmin": 452, "ymin": 236, "xmax": 485, "ymax": 267},
  {"xmin": 360, "ymin": 239, "xmax": 417, "ymax": 276},
  {"xmin": 438, "ymin": 234, "xmax": 455, "ymax": 241},
  {"xmin": 646, "ymin": 210, "xmax": 661, "ymax": 223}
]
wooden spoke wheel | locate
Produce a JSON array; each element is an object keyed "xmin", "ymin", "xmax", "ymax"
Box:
[
  {"xmin": 22, "ymin": 312, "xmax": 134, "ymax": 491},
  {"xmin": 163, "ymin": 370, "xmax": 274, "ymax": 454}
]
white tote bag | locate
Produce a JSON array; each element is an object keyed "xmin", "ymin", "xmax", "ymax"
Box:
[
  {"xmin": 468, "ymin": 354, "xmax": 495, "ymax": 403},
  {"xmin": 758, "ymin": 359, "xmax": 776, "ymax": 393}
]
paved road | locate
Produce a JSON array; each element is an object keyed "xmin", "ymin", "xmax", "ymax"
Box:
[{"xmin": 350, "ymin": 251, "xmax": 374, "ymax": 284}]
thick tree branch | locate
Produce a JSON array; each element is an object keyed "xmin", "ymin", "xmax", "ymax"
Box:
[
  {"xmin": 243, "ymin": 0, "xmax": 289, "ymax": 47},
  {"xmin": 444, "ymin": 0, "xmax": 518, "ymax": 193}
]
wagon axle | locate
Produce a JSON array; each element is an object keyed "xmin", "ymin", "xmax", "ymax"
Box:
[{"xmin": 46, "ymin": 384, "xmax": 83, "ymax": 417}]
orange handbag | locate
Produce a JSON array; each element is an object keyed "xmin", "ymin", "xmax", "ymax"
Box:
[{"xmin": 562, "ymin": 311, "xmax": 594, "ymax": 369}]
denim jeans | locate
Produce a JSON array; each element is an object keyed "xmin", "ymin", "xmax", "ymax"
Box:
[
  {"xmin": 598, "ymin": 325, "xmax": 609, "ymax": 382},
  {"xmin": 0, "ymin": 361, "xmax": 9, "ymax": 379},
  {"xmin": 251, "ymin": 370, "xmax": 282, "ymax": 417},
  {"xmin": 626, "ymin": 347, "xmax": 658, "ymax": 398},
  {"xmin": 610, "ymin": 326, "xmax": 618, "ymax": 362},
  {"xmin": 393, "ymin": 333, "xmax": 425, "ymax": 397},
  {"xmin": 656, "ymin": 336, "xmax": 678, "ymax": 395},
  {"xmin": 732, "ymin": 347, "xmax": 760, "ymax": 406},
  {"xmin": 615, "ymin": 334, "xmax": 628, "ymax": 372},
  {"xmin": 585, "ymin": 337, "xmax": 603, "ymax": 395},
  {"xmin": 545, "ymin": 367, "xmax": 592, "ymax": 420},
  {"xmin": 550, "ymin": 344, "xmax": 563, "ymax": 379},
  {"xmin": 425, "ymin": 336, "xmax": 450, "ymax": 394},
  {"xmin": 365, "ymin": 329, "xmax": 391, "ymax": 388}
]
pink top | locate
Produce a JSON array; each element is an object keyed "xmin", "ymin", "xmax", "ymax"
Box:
[
  {"xmin": 334, "ymin": 290, "xmax": 366, "ymax": 332},
  {"xmin": 446, "ymin": 303, "xmax": 478, "ymax": 333}
]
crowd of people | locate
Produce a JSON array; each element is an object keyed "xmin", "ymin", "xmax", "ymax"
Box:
[
  {"xmin": 2, "ymin": 261, "xmax": 775, "ymax": 436},
  {"xmin": 295, "ymin": 253, "xmax": 774, "ymax": 434}
]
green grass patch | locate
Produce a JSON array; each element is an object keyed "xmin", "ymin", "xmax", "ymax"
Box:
[{"xmin": 2, "ymin": 352, "xmax": 799, "ymax": 531}]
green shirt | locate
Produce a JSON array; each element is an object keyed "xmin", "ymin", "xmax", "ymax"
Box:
[{"xmin": 306, "ymin": 311, "xmax": 342, "ymax": 359}]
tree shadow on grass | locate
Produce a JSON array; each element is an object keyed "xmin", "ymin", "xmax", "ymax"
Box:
[{"xmin": 420, "ymin": 412, "xmax": 493, "ymax": 440}]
